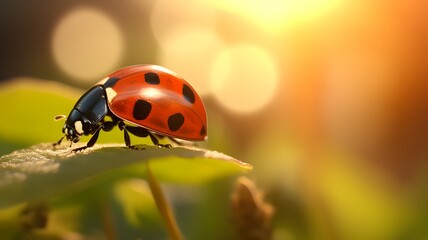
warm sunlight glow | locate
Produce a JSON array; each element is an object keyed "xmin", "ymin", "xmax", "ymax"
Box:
[
  {"xmin": 52, "ymin": 7, "xmax": 123, "ymax": 82},
  {"xmin": 151, "ymin": 0, "xmax": 216, "ymax": 46},
  {"xmin": 210, "ymin": 44, "xmax": 278, "ymax": 114},
  {"xmin": 151, "ymin": 0, "xmax": 220, "ymax": 96},
  {"xmin": 159, "ymin": 27, "xmax": 224, "ymax": 96},
  {"xmin": 206, "ymin": 0, "xmax": 342, "ymax": 32}
]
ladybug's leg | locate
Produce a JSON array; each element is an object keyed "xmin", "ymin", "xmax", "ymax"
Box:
[
  {"xmin": 53, "ymin": 136, "xmax": 65, "ymax": 148},
  {"xmin": 118, "ymin": 121, "xmax": 144, "ymax": 149},
  {"xmin": 118, "ymin": 122, "xmax": 171, "ymax": 148},
  {"xmin": 100, "ymin": 120, "xmax": 118, "ymax": 132},
  {"xmin": 127, "ymin": 129, "xmax": 171, "ymax": 148},
  {"xmin": 167, "ymin": 137, "xmax": 182, "ymax": 145},
  {"xmin": 147, "ymin": 132, "xmax": 172, "ymax": 148},
  {"xmin": 122, "ymin": 126, "xmax": 133, "ymax": 148},
  {"xmin": 153, "ymin": 134, "xmax": 182, "ymax": 146},
  {"xmin": 72, "ymin": 120, "xmax": 116, "ymax": 152},
  {"xmin": 72, "ymin": 125, "xmax": 103, "ymax": 152}
]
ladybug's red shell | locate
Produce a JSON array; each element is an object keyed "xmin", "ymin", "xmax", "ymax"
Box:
[{"xmin": 101, "ymin": 65, "xmax": 207, "ymax": 141}]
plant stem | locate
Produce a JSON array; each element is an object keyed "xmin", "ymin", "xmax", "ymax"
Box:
[
  {"xmin": 101, "ymin": 199, "xmax": 117, "ymax": 240},
  {"xmin": 146, "ymin": 163, "xmax": 183, "ymax": 240}
]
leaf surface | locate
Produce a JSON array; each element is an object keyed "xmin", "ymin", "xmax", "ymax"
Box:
[{"xmin": 0, "ymin": 143, "xmax": 252, "ymax": 208}]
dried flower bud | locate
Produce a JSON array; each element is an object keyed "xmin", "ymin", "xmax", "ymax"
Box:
[{"xmin": 231, "ymin": 177, "xmax": 274, "ymax": 240}]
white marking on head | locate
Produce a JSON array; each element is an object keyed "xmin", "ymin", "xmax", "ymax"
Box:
[
  {"xmin": 74, "ymin": 121, "xmax": 84, "ymax": 135},
  {"xmin": 105, "ymin": 87, "xmax": 117, "ymax": 103}
]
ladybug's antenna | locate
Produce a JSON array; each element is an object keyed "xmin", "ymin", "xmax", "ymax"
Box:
[{"xmin": 54, "ymin": 115, "xmax": 67, "ymax": 121}]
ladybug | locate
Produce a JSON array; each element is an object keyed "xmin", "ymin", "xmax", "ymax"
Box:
[{"xmin": 54, "ymin": 64, "xmax": 207, "ymax": 152}]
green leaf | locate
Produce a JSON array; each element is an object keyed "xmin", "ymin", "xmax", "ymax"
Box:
[{"xmin": 0, "ymin": 143, "xmax": 252, "ymax": 208}]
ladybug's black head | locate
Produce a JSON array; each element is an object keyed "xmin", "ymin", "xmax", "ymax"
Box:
[
  {"xmin": 55, "ymin": 85, "xmax": 109, "ymax": 148},
  {"xmin": 62, "ymin": 109, "xmax": 93, "ymax": 143},
  {"xmin": 63, "ymin": 124, "xmax": 80, "ymax": 143}
]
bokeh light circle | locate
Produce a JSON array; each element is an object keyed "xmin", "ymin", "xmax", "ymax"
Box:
[
  {"xmin": 210, "ymin": 44, "xmax": 279, "ymax": 114},
  {"xmin": 159, "ymin": 27, "xmax": 224, "ymax": 96},
  {"xmin": 150, "ymin": 0, "xmax": 216, "ymax": 47},
  {"xmin": 52, "ymin": 7, "xmax": 123, "ymax": 82}
]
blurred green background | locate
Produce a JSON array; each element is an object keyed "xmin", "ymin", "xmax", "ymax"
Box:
[{"xmin": 1, "ymin": 0, "xmax": 428, "ymax": 239}]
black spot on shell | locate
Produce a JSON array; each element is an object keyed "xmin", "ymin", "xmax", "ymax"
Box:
[
  {"xmin": 200, "ymin": 125, "xmax": 206, "ymax": 136},
  {"xmin": 104, "ymin": 77, "xmax": 120, "ymax": 88},
  {"xmin": 182, "ymin": 84, "xmax": 195, "ymax": 104},
  {"xmin": 168, "ymin": 113, "xmax": 184, "ymax": 131},
  {"xmin": 133, "ymin": 99, "xmax": 152, "ymax": 120},
  {"xmin": 145, "ymin": 72, "xmax": 160, "ymax": 85}
]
